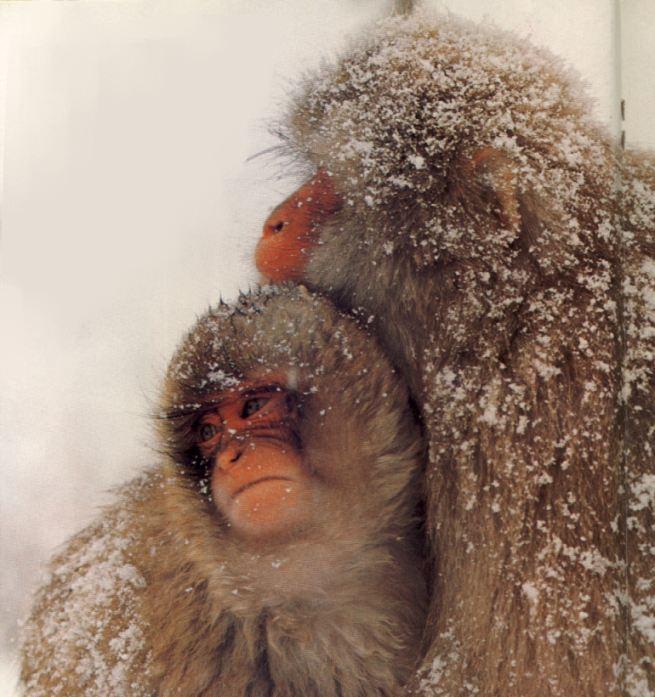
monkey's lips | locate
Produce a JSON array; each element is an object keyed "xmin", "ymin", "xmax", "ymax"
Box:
[
  {"xmin": 214, "ymin": 469, "xmax": 302, "ymax": 509},
  {"xmin": 215, "ymin": 474, "xmax": 309, "ymax": 537},
  {"xmin": 231, "ymin": 476, "xmax": 294, "ymax": 499}
]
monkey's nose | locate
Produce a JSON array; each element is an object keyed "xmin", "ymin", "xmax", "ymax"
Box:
[
  {"xmin": 266, "ymin": 219, "xmax": 288, "ymax": 237},
  {"xmin": 217, "ymin": 441, "xmax": 243, "ymax": 471}
]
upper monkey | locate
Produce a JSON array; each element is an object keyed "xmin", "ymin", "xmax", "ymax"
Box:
[
  {"xmin": 256, "ymin": 12, "xmax": 655, "ymax": 697},
  {"xmin": 21, "ymin": 286, "xmax": 426, "ymax": 697}
]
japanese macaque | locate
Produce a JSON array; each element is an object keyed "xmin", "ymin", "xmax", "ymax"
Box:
[
  {"xmin": 20, "ymin": 286, "xmax": 427, "ymax": 696},
  {"xmin": 256, "ymin": 12, "xmax": 655, "ymax": 697}
]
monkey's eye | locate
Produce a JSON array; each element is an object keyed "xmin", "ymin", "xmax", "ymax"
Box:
[
  {"xmin": 270, "ymin": 220, "xmax": 286, "ymax": 234},
  {"xmin": 199, "ymin": 423, "xmax": 218, "ymax": 442},
  {"xmin": 241, "ymin": 396, "xmax": 270, "ymax": 418}
]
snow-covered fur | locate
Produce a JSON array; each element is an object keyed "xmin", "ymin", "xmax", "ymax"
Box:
[
  {"xmin": 20, "ymin": 286, "xmax": 427, "ymax": 696},
  {"xmin": 279, "ymin": 11, "xmax": 655, "ymax": 696},
  {"xmin": 619, "ymin": 150, "xmax": 655, "ymax": 697}
]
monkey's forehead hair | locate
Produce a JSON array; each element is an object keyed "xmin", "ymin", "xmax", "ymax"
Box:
[
  {"xmin": 280, "ymin": 10, "xmax": 616, "ymax": 264},
  {"xmin": 161, "ymin": 285, "xmax": 403, "ymax": 410}
]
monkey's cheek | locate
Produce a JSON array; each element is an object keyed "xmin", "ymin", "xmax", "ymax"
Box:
[{"xmin": 214, "ymin": 479, "xmax": 311, "ymax": 538}]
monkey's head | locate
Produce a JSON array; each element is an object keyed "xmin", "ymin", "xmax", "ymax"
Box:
[
  {"xmin": 159, "ymin": 286, "xmax": 423, "ymax": 548},
  {"xmin": 256, "ymin": 14, "xmax": 615, "ymax": 301}
]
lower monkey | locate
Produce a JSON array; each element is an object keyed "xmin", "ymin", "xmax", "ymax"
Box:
[{"xmin": 20, "ymin": 285, "xmax": 427, "ymax": 697}]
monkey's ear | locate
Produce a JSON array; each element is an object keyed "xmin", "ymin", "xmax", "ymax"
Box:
[{"xmin": 451, "ymin": 147, "xmax": 520, "ymax": 230}]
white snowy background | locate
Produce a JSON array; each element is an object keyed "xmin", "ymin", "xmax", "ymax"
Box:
[{"xmin": 0, "ymin": 0, "xmax": 652, "ymax": 692}]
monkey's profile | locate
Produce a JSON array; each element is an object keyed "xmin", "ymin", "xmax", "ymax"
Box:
[
  {"xmin": 20, "ymin": 286, "xmax": 427, "ymax": 696},
  {"xmin": 256, "ymin": 11, "xmax": 655, "ymax": 697}
]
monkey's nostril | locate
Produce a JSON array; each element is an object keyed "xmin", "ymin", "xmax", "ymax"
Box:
[
  {"xmin": 271, "ymin": 220, "xmax": 286, "ymax": 234},
  {"xmin": 218, "ymin": 443, "xmax": 244, "ymax": 471}
]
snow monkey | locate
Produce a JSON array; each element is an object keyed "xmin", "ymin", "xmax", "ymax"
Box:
[
  {"xmin": 256, "ymin": 11, "xmax": 655, "ymax": 697},
  {"xmin": 20, "ymin": 286, "xmax": 427, "ymax": 696}
]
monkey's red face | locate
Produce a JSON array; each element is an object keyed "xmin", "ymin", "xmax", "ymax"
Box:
[
  {"xmin": 255, "ymin": 169, "xmax": 341, "ymax": 282},
  {"xmin": 197, "ymin": 379, "xmax": 313, "ymax": 538}
]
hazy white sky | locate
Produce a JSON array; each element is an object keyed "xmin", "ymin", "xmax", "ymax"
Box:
[{"xmin": 0, "ymin": 0, "xmax": 652, "ymax": 688}]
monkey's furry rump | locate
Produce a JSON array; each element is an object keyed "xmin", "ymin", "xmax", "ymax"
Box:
[
  {"xmin": 282, "ymin": 11, "xmax": 655, "ymax": 697},
  {"xmin": 21, "ymin": 286, "xmax": 427, "ymax": 697}
]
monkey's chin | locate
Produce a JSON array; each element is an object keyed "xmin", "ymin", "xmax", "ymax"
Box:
[{"xmin": 219, "ymin": 479, "xmax": 310, "ymax": 538}]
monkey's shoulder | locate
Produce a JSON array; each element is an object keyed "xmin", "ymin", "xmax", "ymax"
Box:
[{"xmin": 20, "ymin": 470, "xmax": 161, "ymax": 696}]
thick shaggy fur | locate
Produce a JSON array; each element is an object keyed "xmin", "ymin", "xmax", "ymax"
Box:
[
  {"xmin": 20, "ymin": 286, "xmax": 427, "ymax": 696},
  {"xmin": 278, "ymin": 11, "xmax": 655, "ymax": 696},
  {"xmin": 620, "ymin": 150, "xmax": 655, "ymax": 696}
]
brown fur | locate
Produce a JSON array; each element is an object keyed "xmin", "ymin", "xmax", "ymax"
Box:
[
  {"xmin": 20, "ymin": 286, "xmax": 427, "ymax": 696},
  {"xmin": 275, "ymin": 12, "xmax": 655, "ymax": 696},
  {"xmin": 619, "ymin": 149, "xmax": 655, "ymax": 695}
]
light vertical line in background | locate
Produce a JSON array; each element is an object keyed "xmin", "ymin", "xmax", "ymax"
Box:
[
  {"xmin": 616, "ymin": 1, "xmax": 625, "ymax": 153},
  {"xmin": 0, "ymin": 7, "xmax": 10, "ymax": 248},
  {"xmin": 614, "ymin": 0, "xmax": 624, "ymax": 146}
]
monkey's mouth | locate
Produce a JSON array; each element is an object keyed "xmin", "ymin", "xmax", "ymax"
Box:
[{"xmin": 232, "ymin": 476, "xmax": 293, "ymax": 498}]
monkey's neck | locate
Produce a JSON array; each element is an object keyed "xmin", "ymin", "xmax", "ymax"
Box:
[
  {"xmin": 147, "ymin": 513, "xmax": 424, "ymax": 697},
  {"xmin": 222, "ymin": 552, "xmax": 418, "ymax": 697},
  {"xmin": 309, "ymin": 260, "xmax": 427, "ymax": 403}
]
